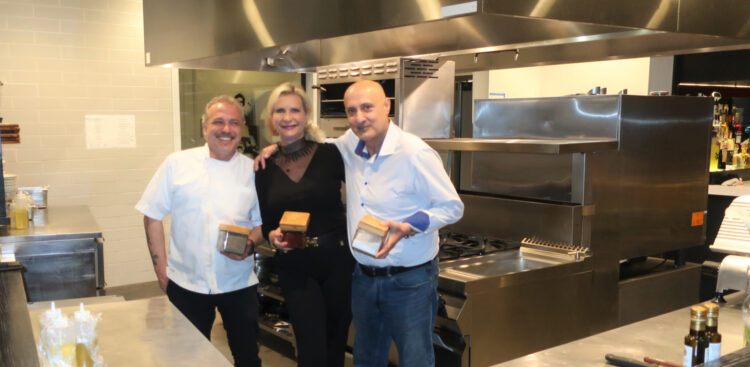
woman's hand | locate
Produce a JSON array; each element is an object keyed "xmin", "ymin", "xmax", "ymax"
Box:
[
  {"xmin": 254, "ymin": 144, "xmax": 280, "ymax": 171},
  {"xmin": 269, "ymin": 227, "xmax": 291, "ymax": 251}
]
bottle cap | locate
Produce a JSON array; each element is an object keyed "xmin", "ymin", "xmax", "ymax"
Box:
[
  {"xmin": 703, "ymin": 302, "xmax": 719, "ymax": 317},
  {"xmin": 50, "ymin": 314, "xmax": 69, "ymax": 328},
  {"xmin": 43, "ymin": 301, "xmax": 62, "ymax": 320},
  {"xmin": 690, "ymin": 306, "xmax": 708, "ymax": 323},
  {"xmin": 74, "ymin": 302, "xmax": 92, "ymax": 321}
]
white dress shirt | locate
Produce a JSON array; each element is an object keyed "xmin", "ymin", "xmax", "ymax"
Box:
[
  {"xmin": 332, "ymin": 122, "xmax": 464, "ymax": 267},
  {"xmin": 135, "ymin": 144, "xmax": 262, "ymax": 294}
]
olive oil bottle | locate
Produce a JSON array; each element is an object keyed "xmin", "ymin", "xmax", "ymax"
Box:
[
  {"xmin": 684, "ymin": 306, "xmax": 708, "ymax": 366},
  {"xmin": 703, "ymin": 303, "xmax": 722, "ymax": 362}
]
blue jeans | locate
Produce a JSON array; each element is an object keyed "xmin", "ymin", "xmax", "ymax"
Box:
[{"xmin": 351, "ymin": 258, "xmax": 439, "ymax": 367}]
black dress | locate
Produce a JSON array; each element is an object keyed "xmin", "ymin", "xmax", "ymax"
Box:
[{"xmin": 255, "ymin": 142, "xmax": 354, "ymax": 367}]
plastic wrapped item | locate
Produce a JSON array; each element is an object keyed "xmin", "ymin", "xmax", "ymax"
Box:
[
  {"xmin": 38, "ymin": 304, "xmax": 76, "ymax": 367},
  {"xmin": 37, "ymin": 302, "xmax": 105, "ymax": 367},
  {"xmin": 73, "ymin": 303, "xmax": 103, "ymax": 367}
]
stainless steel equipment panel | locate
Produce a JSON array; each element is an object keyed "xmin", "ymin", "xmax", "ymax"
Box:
[
  {"xmin": 14, "ymin": 238, "xmax": 101, "ymax": 302},
  {"xmin": 447, "ymin": 193, "xmax": 584, "ymax": 245},
  {"xmin": 425, "ymin": 138, "xmax": 618, "ymax": 154},
  {"xmin": 473, "ymin": 96, "xmax": 620, "ymax": 140}
]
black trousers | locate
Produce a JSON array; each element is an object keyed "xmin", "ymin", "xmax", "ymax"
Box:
[
  {"xmin": 275, "ymin": 230, "xmax": 355, "ymax": 367},
  {"xmin": 166, "ymin": 280, "xmax": 261, "ymax": 367}
]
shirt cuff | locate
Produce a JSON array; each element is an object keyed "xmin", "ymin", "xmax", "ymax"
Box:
[{"xmin": 403, "ymin": 211, "xmax": 429, "ymax": 232}]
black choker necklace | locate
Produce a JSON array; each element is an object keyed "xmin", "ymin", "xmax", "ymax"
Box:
[{"xmin": 276, "ymin": 139, "xmax": 314, "ymax": 163}]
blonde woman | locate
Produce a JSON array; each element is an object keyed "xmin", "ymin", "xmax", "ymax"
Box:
[{"xmin": 254, "ymin": 82, "xmax": 353, "ymax": 367}]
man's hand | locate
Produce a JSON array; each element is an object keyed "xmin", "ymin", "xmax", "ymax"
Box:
[
  {"xmin": 268, "ymin": 227, "xmax": 292, "ymax": 252},
  {"xmin": 253, "ymin": 144, "xmax": 279, "ymax": 171},
  {"xmin": 375, "ymin": 221, "xmax": 415, "ymax": 259},
  {"xmin": 156, "ymin": 266, "xmax": 168, "ymax": 292},
  {"xmin": 221, "ymin": 239, "xmax": 254, "ymax": 261}
]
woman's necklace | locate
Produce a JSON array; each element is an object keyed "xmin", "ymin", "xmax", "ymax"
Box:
[{"xmin": 276, "ymin": 139, "xmax": 315, "ymax": 166}]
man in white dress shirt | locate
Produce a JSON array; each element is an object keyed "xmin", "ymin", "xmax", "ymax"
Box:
[
  {"xmin": 136, "ymin": 95, "xmax": 263, "ymax": 367},
  {"xmin": 334, "ymin": 80, "xmax": 464, "ymax": 367}
]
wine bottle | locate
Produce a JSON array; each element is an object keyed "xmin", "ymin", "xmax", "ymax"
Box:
[
  {"xmin": 684, "ymin": 306, "xmax": 708, "ymax": 367},
  {"xmin": 703, "ymin": 303, "xmax": 722, "ymax": 362}
]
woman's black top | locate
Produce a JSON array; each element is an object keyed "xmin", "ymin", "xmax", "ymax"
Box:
[{"xmin": 254, "ymin": 142, "xmax": 347, "ymax": 240}]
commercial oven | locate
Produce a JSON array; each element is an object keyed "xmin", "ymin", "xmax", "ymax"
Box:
[
  {"xmin": 425, "ymin": 94, "xmax": 711, "ymax": 366},
  {"xmin": 315, "ymin": 57, "xmax": 454, "ymax": 139}
]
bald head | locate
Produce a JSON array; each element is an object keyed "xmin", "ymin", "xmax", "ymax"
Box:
[
  {"xmin": 345, "ymin": 80, "xmax": 387, "ymax": 101},
  {"xmin": 344, "ymin": 80, "xmax": 392, "ymax": 155}
]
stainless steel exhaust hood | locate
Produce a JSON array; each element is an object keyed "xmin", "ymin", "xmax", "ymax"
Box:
[{"xmin": 143, "ymin": 0, "xmax": 750, "ymax": 72}]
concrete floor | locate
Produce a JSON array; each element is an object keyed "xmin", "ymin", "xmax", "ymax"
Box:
[{"xmin": 106, "ymin": 281, "xmax": 297, "ymax": 367}]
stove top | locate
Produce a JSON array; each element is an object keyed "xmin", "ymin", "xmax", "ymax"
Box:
[{"xmin": 438, "ymin": 231, "xmax": 521, "ymax": 261}]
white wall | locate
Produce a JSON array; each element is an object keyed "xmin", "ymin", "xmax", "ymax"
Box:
[
  {"xmin": 486, "ymin": 58, "xmax": 654, "ymax": 99},
  {"xmin": 0, "ymin": 0, "xmax": 174, "ymax": 287}
]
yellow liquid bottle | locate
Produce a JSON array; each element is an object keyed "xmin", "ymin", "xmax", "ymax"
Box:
[{"xmin": 13, "ymin": 207, "xmax": 28, "ymax": 229}]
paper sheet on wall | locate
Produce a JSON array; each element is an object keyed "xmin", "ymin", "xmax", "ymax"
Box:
[{"xmin": 85, "ymin": 114, "xmax": 136, "ymax": 149}]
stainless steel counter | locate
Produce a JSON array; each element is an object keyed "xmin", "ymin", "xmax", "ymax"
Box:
[
  {"xmin": 494, "ymin": 292, "xmax": 747, "ymax": 366},
  {"xmin": 0, "ymin": 205, "xmax": 102, "ymax": 243},
  {"xmin": 28, "ymin": 297, "xmax": 232, "ymax": 367},
  {"xmin": 1, "ymin": 206, "xmax": 105, "ymax": 301}
]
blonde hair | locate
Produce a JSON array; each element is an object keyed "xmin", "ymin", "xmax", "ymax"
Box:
[
  {"xmin": 201, "ymin": 95, "xmax": 244, "ymax": 127},
  {"xmin": 264, "ymin": 82, "xmax": 325, "ymax": 142}
]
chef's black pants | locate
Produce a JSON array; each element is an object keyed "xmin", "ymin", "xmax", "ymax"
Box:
[
  {"xmin": 166, "ymin": 280, "xmax": 261, "ymax": 367},
  {"xmin": 275, "ymin": 230, "xmax": 355, "ymax": 367}
]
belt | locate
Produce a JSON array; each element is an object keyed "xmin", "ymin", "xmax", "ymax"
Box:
[
  {"xmin": 358, "ymin": 259, "xmax": 432, "ymax": 277},
  {"xmin": 280, "ymin": 230, "xmax": 346, "ymax": 250}
]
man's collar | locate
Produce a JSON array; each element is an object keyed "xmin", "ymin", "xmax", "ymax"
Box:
[{"xmin": 354, "ymin": 120, "xmax": 399, "ymax": 160}]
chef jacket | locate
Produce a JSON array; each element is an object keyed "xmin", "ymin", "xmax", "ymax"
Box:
[
  {"xmin": 333, "ymin": 122, "xmax": 464, "ymax": 267},
  {"xmin": 135, "ymin": 144, "xmax": 262, "ymax": 294}
]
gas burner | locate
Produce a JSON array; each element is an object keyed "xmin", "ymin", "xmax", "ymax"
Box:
[{"xmin": 438, "ymin": 231, "xmax": 520, "ymax": 261}]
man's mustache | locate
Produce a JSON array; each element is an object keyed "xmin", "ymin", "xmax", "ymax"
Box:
[{"xmin": 215, "ymin": 132, "xmax": 236, "ymax": 139}]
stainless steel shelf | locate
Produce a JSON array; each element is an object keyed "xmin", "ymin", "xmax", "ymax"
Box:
[{"xmin": 424, "ymin": 138, "xmax": 618, "ymax": 154}]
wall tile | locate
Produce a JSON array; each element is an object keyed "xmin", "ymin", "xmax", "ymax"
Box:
[
  {"xmin": 35, "ymin": 31, "xmax": 86, "ymax": 46},
  {"xmin": 34, "ymin": 5, "xmax": 85, "ymax": 21},
  {"xmin": 0, "ymin": 57, "xmax": 37, "ymax": 71},
  {"xmin": 0, "ymin": 3, "xmax": 35, "ymax": 17},
  {"xmin": 36, "ymin": 58, "xmax": 85, "ymax": 72},
  {"xmin": 10, "ymin": 70, "xmax": 62, "ymax": 84},
  {"xmin": 8, "ymin": 43, "xmax": 61, "ymax": 58},
  {"xmin": 6, "ymin": 16, "xmax": 59, "ymax": 33},
  {"xmin": 2, "ymin": 83, "xmax": 39, "ymax": 97},
  {"xmin": 0, "ymin": 29, "xmax": 35, "ymax": 44}
]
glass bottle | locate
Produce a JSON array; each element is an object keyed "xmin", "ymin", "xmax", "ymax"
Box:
[
  {"xmin": 703, "ymin": 302, "xmax": 722, "ymax": 362},
  {"xmin": 684, "ymin": 306, "xmax": 708, "ymax": 367}
]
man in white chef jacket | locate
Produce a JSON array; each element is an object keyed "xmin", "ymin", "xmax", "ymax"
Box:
[
  {"xmin": 136, "ymin": 95, "xmax": 263, "ymax": 367},
  {"xmin": 334, "ymin": 80, "xmax": 464, "ymax": 367}
]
